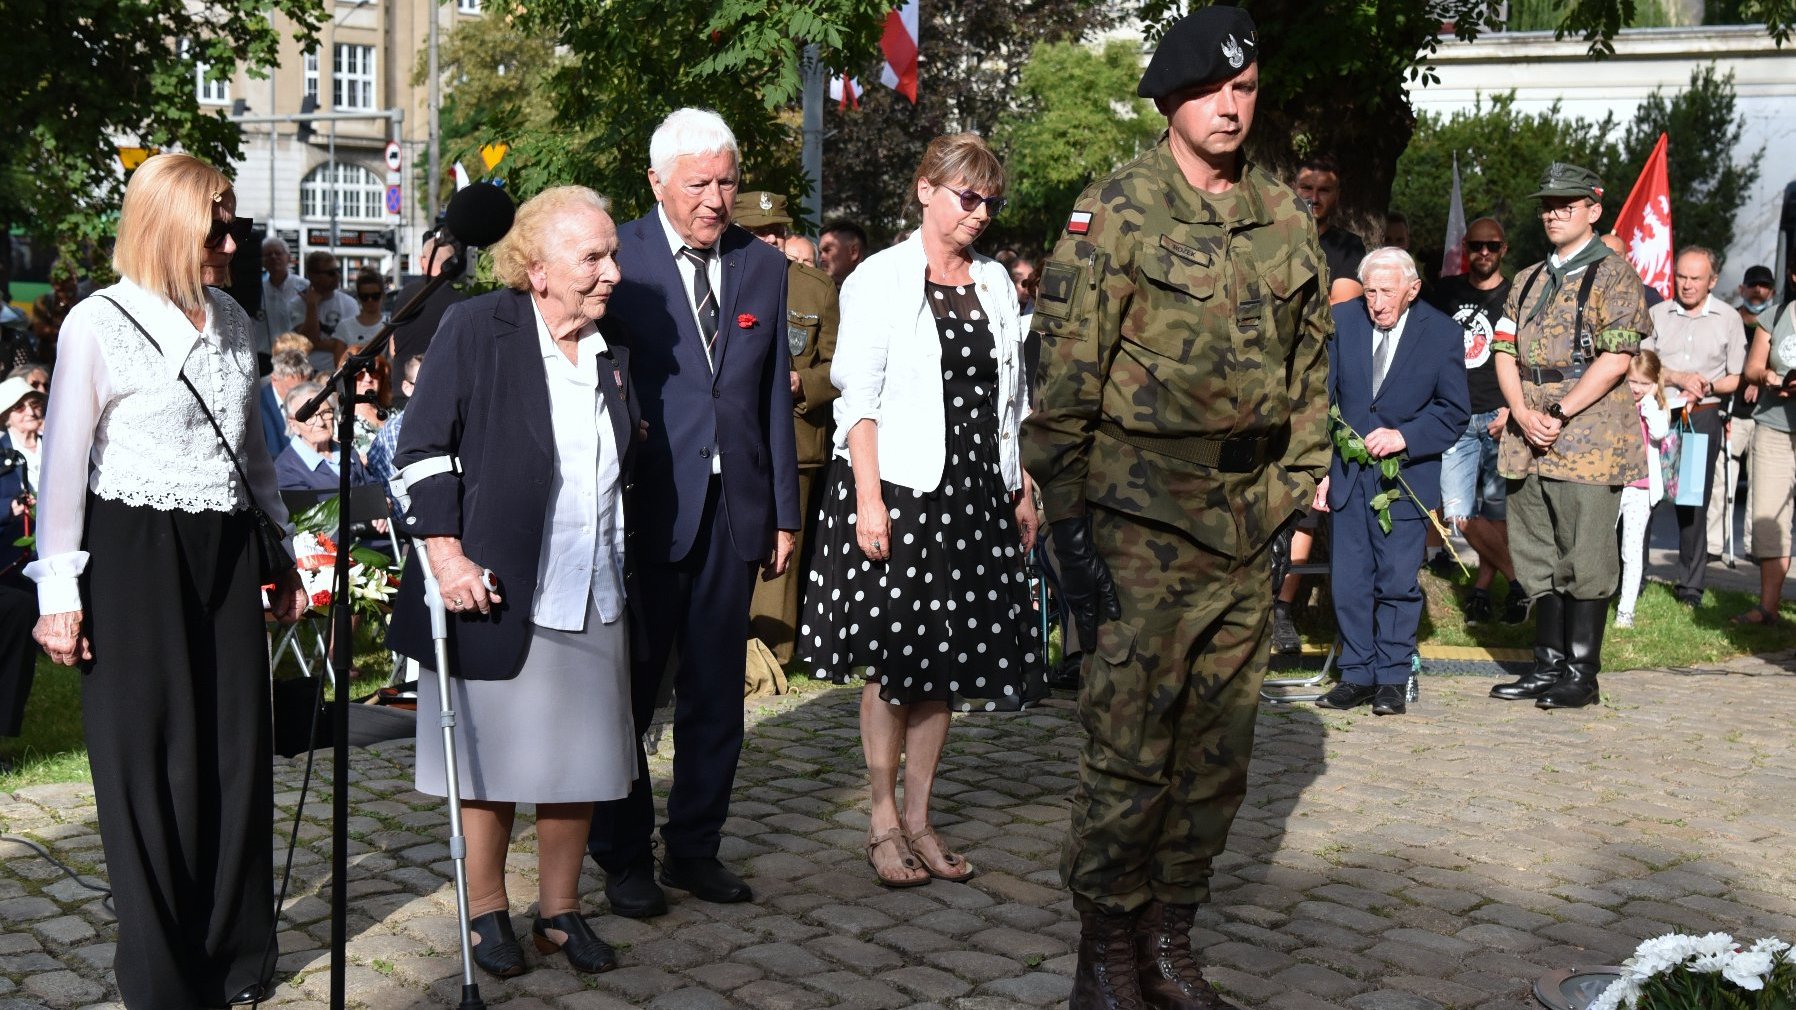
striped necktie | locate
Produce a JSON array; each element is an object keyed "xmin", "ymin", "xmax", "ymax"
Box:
[
  {"xmin": 1372, "ymin": 327, "xmax": 1393, "ymax": 396},
  {"xmin": 677, "ymin": 245, "xmax": 719, "ymax": 359}
]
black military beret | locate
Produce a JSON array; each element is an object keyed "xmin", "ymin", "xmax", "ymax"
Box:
[{"xmin": 1136, "ymin": 6, "xmax": 1259, "ymax": 100}]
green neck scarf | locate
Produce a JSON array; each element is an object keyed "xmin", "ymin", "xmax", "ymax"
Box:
[{"xmin": 1526, "ymin": 239, "xmax": 1611, "ymax": 324}]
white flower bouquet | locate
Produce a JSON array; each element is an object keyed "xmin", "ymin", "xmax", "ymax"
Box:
[
  {"xmin": 293, "ymin": 531, "xmax": 398, "ymax": 621},
  {"xmin": 1592, "ymin": 933, "xmax": 1796, "ymax": 1010}
]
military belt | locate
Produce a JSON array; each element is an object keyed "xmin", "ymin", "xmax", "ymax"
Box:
[
  {"xmin": 1096, "ymin": 420, "xmax": 1272, "ymax": 473},
  {"xmin": 1525, "ymin": 364, "xmax": 1588, "ymax": 384}
]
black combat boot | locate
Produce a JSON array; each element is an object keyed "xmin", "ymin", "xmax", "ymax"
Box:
[
  {"xmin": 1490, "ymin": 593, "xmax": 1565, "ymax": 700},
  {"xmin": 1135, "ymin": 901, "xmax": 1226, "ymax": 1010},
  {"xmin": 1071, "ymin": 908, "xmax": 1146, "ymax": 1010},
  {"xmin": 1538, "ymin": 597, "xmax": 1606, "ymax": 709}
]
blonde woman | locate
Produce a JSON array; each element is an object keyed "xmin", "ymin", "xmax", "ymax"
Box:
[{"xmin": 27, "ymin": 153, "xmax": 307, "ymax": 1008}]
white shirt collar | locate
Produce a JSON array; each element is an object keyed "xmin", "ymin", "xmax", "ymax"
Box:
[
  {"xmin": 288, "ymin": 435, "xmax": 334, "ymax": 472},
  {"xmin": 1668, "ymin": 293, "xmax": 1728, "ymax": 319},
  {"xmin": 1549, "ymin": 237, "xmax": 1596, "ymax": 270},
  {"xmin": 113, "ymin": 277, "xmax": 213, "ymax": 383},
  {"xmin": 529, "ymin": 295, "xmax": 607, "ymax": 377},
  {"xmin": 657, "ymin": 204, "xmax": 712, "ymax": 257},
  {"xmin": 1373, "ymin": 306, "xmax": 1412, "ymax": 342}
]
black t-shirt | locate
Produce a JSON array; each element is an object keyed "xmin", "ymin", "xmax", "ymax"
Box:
[
  {"xmin": 389, "ymin": 277, "xmax": 466, "ymax": 401},
  {"xmin": 1318, "ymin": 226, "xmax": 1366, "ymax": 290},
  {"xmin": 1427, "ymin": 274, "xmax": 1513, "ymax": 414}
]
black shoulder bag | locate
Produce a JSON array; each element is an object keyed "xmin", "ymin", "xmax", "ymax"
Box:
[{"xmin": 95, "ymin": 294, "xmax": 296, "ymax": 581}]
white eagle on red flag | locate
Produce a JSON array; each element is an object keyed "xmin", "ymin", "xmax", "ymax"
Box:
[{"xmin": 1611, "ymin": 133, "xmax": 1673, "ymax": 300}]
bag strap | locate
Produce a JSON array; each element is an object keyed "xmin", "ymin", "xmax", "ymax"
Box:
[{"xmin": 94, "ymin": 294, "xmax": 273, "ymax": 519}]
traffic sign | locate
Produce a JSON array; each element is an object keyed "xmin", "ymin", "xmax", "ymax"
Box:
[
  {"xmin": 384, "ymin": 140, "xmax": 402, "ymax": 172},
  {"xmin": 385, "ymin": 185, "xmax": 403, "ymax": 215}
]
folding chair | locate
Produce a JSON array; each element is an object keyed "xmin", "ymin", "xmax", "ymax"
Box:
[
  {"xmin": 1261, "ymin": 515, "xmax": 1339, "ymax": 705},
  {"xmin": 267, "ymin": 485, "xmax": 394, "ymax": 688}
]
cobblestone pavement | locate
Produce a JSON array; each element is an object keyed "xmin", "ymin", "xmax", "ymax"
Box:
[{"xmin": 4, "ymin": 654, "xmax": 1796, "ymax": 1010}]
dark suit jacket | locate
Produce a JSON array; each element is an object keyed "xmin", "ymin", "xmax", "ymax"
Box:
[
  {"xmin": 273, "ymin": 440, "xmax": 376, "ymax": 492},
  {"xmin": 611, "ymin": 211, "xmax": 797, "ymax": 564},
  {"xmin": 0, "ymin": 434, "xmax": 29, "ymax": 575},
  {"xmin": 386, "ymin": 288, "xmax": 641, "ymax": 680},
  {"xmin": 1326, "ymin": 298, "xmax": 1470, "ymax": 519}
]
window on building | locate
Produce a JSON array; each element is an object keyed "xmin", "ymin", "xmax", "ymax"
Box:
[
  {"xmin": 183, "ymin": 39, "xmax": 231, "ymax": 105},
  {"xmin": 304, "ymin": 50, "xmax": 320, "ymax": 104},
  {"xmin": 333, "ymin": 43, "xmax": 376, "ymax": 111},
  {"xmin": 300, "ymin": 162, "xmax": 386, "ymax": 222},
  {"xmin": 457, "ymin": 0, "xmax": 482, "ymax": 11}
]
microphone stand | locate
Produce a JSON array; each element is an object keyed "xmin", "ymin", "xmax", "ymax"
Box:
[{"xmin": 292, "ymin": 242, "xmax": 469, "ymax": 1010}]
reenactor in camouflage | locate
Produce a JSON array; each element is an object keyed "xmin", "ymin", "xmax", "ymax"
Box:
[
  {"xmin": 1489, "ymin": 163, "xmax": 1650, "ymax": 710},
  {"xmin": 1020, "ymin": 8, "xmax": 1332, "ymax": 1009},
  {"xmin": 735, "ymin": 191, "xmax": 840, "ymax": 666}
]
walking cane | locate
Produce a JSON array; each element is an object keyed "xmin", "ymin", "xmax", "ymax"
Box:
[{"xmin": 390, "ymin": 468, "xmax": 487, "ymax": 1010}]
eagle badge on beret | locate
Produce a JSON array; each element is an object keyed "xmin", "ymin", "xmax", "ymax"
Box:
[
  {"xmin": 759, "ymin": 192, "xmax": 773, "ymax": 211},
  {"xmin": 1222, "ymin": 35, "xmax": 1244, "ymax": 69}
]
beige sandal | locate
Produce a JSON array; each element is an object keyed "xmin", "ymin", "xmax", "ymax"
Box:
[
  {"xmin": 866, "ymin": 828, "xmax": 929, "ymax": 888},
  {"xmin": 903, "ymin": 825, "xmax": 975, "ymax": 882}
]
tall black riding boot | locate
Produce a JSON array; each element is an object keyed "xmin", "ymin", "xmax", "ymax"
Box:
[
  {"xmin": 1071, "ymin": 908, "xmax": 1145, "ymax": 1010},
  {"xmin": 1490, "ymin": 592, "xmax": 1564, "ymax": 700},
  {"xmin": 1538, "ymin": 597, "xmax": 1605, "ymax": 709}
]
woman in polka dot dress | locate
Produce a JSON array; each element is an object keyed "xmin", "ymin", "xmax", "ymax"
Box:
[{"xmin": 799, "ymin": 133, "xmax": 1042, "ymax": 887}]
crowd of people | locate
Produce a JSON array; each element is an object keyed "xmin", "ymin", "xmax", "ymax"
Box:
[{"xmin": 1, "ymin": 6, "xmax": 1793, "ymax": 1008}]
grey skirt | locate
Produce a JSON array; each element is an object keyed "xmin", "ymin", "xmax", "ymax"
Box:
[{"xmin": 415, "ymin": 599, "xmax": 635, "ymax": 804}]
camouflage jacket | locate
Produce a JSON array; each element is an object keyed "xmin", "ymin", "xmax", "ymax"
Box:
[
  {"xmin": 1020, "ymin": 139, "xmax": 1333, "ymax": 558},
  {"xmin": 1495, "ymin": 250, "xmax": 1651, "ymax": 485},
  {"xmin": 785, "ymin": 258, "xmax": 840, "ymax": 468}
]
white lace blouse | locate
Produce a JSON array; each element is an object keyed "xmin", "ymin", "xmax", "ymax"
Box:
[{"xmin": 24, "ymin": 279, "xmax": 287, "ymax": 614}]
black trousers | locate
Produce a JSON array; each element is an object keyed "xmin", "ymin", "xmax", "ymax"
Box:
[
  {"xmin": 82, "ymin": 497, "xmax": 274, "ymax": 1009},
  {"xmin": 1657, "ymin": 405, "xmax": 1726, "ymax": 600},
  {"xmin": 0, "ymin": 582, "xmax": 37, "ymax": 738},
  {"xmin": 588, "ymin": 478, "xmax": 757, "ymax": 871}
]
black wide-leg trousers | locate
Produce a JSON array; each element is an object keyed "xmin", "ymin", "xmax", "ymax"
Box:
[{"xmin": 81, "ymin": 496, "xmax": 274, "ymax": 1009}]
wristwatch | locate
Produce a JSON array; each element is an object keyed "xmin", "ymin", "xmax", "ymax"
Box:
[{"xmin": 1546, "ymin": 401, "xmax": 1569, "ymax": 423}]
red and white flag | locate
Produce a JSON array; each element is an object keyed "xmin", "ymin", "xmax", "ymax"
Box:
[
  {"xmin": 1440, "ymin": 153, "xmax": 1467, "ymax": 277},
  {"xmin": 880, "ymin": 0, "xmax": 919, "ymax": 103},
  {"xmin": 828, "ymin": 74, "xmax": 863, "ymax": 109},
  {"xmin": 1611, "ymin": 132, "xmax": 1673, "ymax": 299}
]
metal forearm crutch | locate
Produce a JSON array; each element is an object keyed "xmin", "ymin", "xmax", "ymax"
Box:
[{"xmin": 391, "ymin": 466, "xmax": 486, "ymax": 1010}]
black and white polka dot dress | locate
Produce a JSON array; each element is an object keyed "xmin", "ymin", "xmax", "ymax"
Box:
[{"xmin": 800, "ymin": 281, "xmax": 1043, "ymax": 711}]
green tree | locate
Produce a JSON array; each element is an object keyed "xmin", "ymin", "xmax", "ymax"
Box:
[
  {"xmin": 1602, "ymin": 65, "xmax": 1762, "ymax": 265},
  {"xmin": 821, "ymin": 0, "xmax": 1117, "ymax": 247},
  {"xmin": 1391, "ymin": 93, "xmax": 1619, "ymax": 275},
  {"xmin": 0, "ymin": 0, "xmax": 325, "ymax": 259},
  {"xmin": 992, "ymin": 40, "xmax": 1161, "ymax": 253}
]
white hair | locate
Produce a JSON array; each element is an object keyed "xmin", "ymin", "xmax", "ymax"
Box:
[
  {"xmin": 649, "ymin": 107, "xmax": 739, "ymax": 181},
  {"xmin": 261, "ymin": 235, "xmax": 291, "ymax": 256},
  {"xmin": 1358, "ymin": 246, "xmax": 1420, "ymax": 286}
]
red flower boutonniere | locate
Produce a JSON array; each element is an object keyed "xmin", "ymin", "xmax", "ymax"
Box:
[{"xmin": 737, "ymin": 312, "xmax": 758, "ymax": 329}]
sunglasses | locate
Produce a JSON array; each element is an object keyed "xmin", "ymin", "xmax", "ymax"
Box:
[
  {"xmin": 1466, "ymin": 240, "xmax": 1503, "ymax": 254},
  {"xmin": 358, "ymin": 290, "xmax": 383, "ymax": 301},
  {"xmin": 205, "ymin": 216, "xmax": 232, "ymax": 249},
  {"xmin": 946, "ymin": 187, "xmax": 1006, "ymax": 215}
]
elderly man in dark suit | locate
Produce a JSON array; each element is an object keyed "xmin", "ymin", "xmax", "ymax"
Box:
[
  {"xmin": 1317, "ymin": 247, "xmax": 1470, "ymax": 716},
  {"xmin": 588, "ymin": 107, "xmax": 799, "ymax": 916}
]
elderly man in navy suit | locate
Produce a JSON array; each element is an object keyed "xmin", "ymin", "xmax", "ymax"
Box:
[
  {"xmin": 1316, "ymin": 247, "xmax": 1469, "ymax": 715},
  {"xmin": 588, "ymin": 107, "xmax": 799, "ymax": 915}
]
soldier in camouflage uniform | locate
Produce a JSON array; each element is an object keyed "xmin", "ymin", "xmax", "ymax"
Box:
[
  {"xmin": 734, "ymin": 191, "xmax": 840, "ymax": 666},
  {"xmin": 1489, "ymin": 163, "xmax": 1651, "ymax": 710},
  {"xmin": 1020, "ymin": 8, "xmax": 1332, "ymax": 1009}
]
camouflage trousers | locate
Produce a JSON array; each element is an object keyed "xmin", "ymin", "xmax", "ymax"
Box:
[
  {"xmin": 1062, "ymin": 507, "xmax": 1269, "ymax": 914},
  {"xmin": 1506, "ymin": 476, "xmax": 1622, "ymax": 601}
]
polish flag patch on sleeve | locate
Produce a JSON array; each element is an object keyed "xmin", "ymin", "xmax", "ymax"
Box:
[{"xmin": 1066, "ymin": 210, "xmax": 1093, "ymax": 235}]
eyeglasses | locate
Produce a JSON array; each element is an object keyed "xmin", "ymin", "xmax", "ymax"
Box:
[
  {"xmin": 1538, "ymin": 202, "xmax": 1591, "ymax": 221},
  {"xmin": 302, "ymin": 409, "xmax": 336, "ymax": 424},
  {"xmin": 1466, "ymin": 240, "xmax": 1503, "ymax": 254},
  {"xmin": 946, "ymin": 187, "xmax": 1007, "ymax": 215},
  {"xmin": 205, "ymin": 216, "xmax": 232, "ymax": 249}
]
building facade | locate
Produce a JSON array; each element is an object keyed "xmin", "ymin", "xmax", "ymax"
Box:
[{"xmin": 196, "ymin": 0, "xmax": 487, "ymax": 280}]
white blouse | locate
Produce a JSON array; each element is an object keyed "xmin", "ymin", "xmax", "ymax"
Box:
[
  {"xmin": 527, "ymin": 298, "xmax": 626, "ymax": 632},
  {"xmin": 24, "ymin": 280, "xmax": 287, "ymax": 614}
]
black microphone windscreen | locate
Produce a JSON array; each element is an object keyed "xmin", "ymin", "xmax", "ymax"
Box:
[{"xmin": 443, "ymin": 183, "xmax": 516, "ymax": 248}]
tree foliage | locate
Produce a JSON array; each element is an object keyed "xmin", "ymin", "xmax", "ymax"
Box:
[
  {"xmin": 0, "ymin": 0, "xmax": 325, "ymax": 257},
  {"xmin": 821, "ymin": 0, "xmax": 1117, "ymax": 248},
  {"xmin": 992, "ymin": 40, "xmax": 1162, "ymax": 255}
]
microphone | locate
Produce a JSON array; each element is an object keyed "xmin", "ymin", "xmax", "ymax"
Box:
[{"xmin": 442, "ymin": 182, "xmax": 515, "ymax": 248}]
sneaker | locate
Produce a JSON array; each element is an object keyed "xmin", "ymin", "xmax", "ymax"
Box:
[
  {"xmin": 1271, "ymin": 603, "xmax": 1301, "ymax": 654},
  {"xmin": 1426, "ymin": 550, "xmax": 1457, "ymax": 578},
  {"xmin": 1614, "ymin": 610, "xmax": 1634, "ymax": 629},
  {"xmin": 1501, "ymin": 592, "xmax": 1531, "ymax": 625},
  {"xmin": 1463, "ymin": 590, "xmax": 1493, "ymax": 626}
]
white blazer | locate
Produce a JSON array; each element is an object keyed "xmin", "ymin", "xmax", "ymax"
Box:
[{"xmin": 831, "ymin": 231, "xmax": 1029, "ymax": 494}]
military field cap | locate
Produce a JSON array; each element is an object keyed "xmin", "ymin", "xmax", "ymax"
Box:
[
  {"xmin": 1529, "ymin": 163, "xmax": 1605, "ymax": 201},
  {"xmin": 1743, "ymin": 265, "xmax": 1775, "ymax": 287},
  {"xmin": 1136, "ymin": 5, "xmax": 1259, "ymax": 100},
  {"xmin": 733, "ymin": 191, "xmax": 792, "ymax": 228}
]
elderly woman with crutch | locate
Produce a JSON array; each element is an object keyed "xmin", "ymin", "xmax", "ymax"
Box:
[
  {"xmin": 27, "ymin": 153, "xmax": 308, "ymax": 1008},
  {"xmin": 386, "ymin": 185, "xmax": 640, "ymax": 979}
]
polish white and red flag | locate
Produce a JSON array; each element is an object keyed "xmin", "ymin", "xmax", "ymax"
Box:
[
  {"xmin": 879, "ymin": 0, "xmax": 920, "ymax": 103},
  {"xmin": 1611, "ymin": 132, "xmax": 1674, "ymax": 300},
  {"xmin": 1440, "ymin": 153, "xmax": 1467, "ymax": 277},
  {"xmin": 828, "ymin": 74, "xmax": 863, "ymax": 109}
]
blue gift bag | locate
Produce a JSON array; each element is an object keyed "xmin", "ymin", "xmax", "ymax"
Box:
[{"xmin": 1673, "ymin": 417, "xmax": 1709, "ymax": 507}]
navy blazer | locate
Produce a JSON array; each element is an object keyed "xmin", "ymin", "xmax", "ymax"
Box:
[
  {"xmin": 273, "ymin": 441, "xmax": 376, "ymax": 492},
  {"xmin": 609, "ymin": 211, "xmax": 797, "ymax": 565},
  {"xmin": 1326, "ymin": 298, "xmax": 1470, "ymax": 518},
  {"xmin": 0, "ymin": 434, "xmax": 29, "ymax": 575},
  {"xmin": 386, "ymin": 288, "xmax": 641, "ymax": 680}
]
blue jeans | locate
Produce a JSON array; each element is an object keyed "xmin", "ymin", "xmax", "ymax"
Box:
[{"xmin": 1440, "ymin": 409, "xmax": 1507, "ymax": 523}]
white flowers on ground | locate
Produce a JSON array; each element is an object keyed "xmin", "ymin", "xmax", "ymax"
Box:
[{"xmin": 1591, "ymin": 932, "xmax": 1796, "ymax": 1009}]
